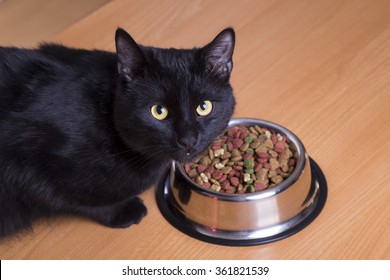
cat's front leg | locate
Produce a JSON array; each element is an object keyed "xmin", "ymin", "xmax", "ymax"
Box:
[{"xmin": 78, "ymin": 196, "xmax": 148, "ymax": 228}]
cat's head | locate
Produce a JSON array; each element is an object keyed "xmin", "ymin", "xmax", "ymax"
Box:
[{"xmin": 113, "ymin": 28, "xmax": 235, "ymax": 164}]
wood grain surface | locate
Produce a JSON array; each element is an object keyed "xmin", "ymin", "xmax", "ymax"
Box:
[
  {"xmin": 0, "ymin": 0, "xmax": 110, "ymax": 47},
  {"xmin": 0, "ymin": 0, "xmax": 389, "ymax": 259}
]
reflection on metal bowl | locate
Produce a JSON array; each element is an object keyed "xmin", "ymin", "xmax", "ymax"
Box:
[{"xmin": 156, "ymin": 118, "xmax": 327, "ymax": 246}]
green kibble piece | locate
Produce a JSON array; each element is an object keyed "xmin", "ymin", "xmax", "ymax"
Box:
[
  {"xmin": 222, "ymin": 143, "xmax": 227, "ymax": 152},
  {"xmin": 245, "ymin": 148, "xmax": 254, "ymax": 154},
  {"xmin": 244, "ymin": 136, "xmax": 254, "ymax": 143},
  {"xmin": 245, "ymin": 168, "xmax": 254, "ymax": 174},
  {"xmin": 244, "ymin": 159, "xmax": 253, "ymax": 168},
  {"xmin": 248, "ymin": 185, "xmax": 256, "ymax": 193}
]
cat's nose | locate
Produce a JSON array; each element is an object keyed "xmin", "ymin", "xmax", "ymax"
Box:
[{"xmin": 178, "ymin": 137, "xmax": 197, "ymax": 150}]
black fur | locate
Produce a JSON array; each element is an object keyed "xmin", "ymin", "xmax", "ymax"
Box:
[{"xmin": 0, "ymin": 28, "xmax": 235, "ymax": 238}]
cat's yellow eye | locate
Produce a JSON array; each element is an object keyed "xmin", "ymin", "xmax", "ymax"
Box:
[
  {"xmin": 150, "ymin": 104, "xmax": 168, "ymax": 120},
  {"xmin": 196, "ymin": 100, "xmax": 213, "ymax": 116}
]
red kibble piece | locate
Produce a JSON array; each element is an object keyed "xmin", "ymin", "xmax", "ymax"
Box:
[
  {"xmin": 212, "ymin": 170, "xmax": 223, "ymax": 180},
  {"xmin": 184, "ymin": 164, "xmax": 191, "ymax": 173},
  {"xmin": 203, "ymin": 182, "xmax": 211, "ymax": 188},
  {"xmin": 230, "ymin": 177, "xmax": 240, "ymax": 187},
  {"xmin": 228, "ymin": 169, "xmax": 236, "ymax": 177},
  {"xmin": 274, "ymin": 141, "xmax": 285, "ymax": 153},
  {"xmin": 257, "ymin": 152, "xmax": 269, "ymax": 159},
  {"xmin": 255, "ymin": 163, "xmax": 263, "ymax": 172},
  {"xmin": 197, "ymin": 164, "xmax": 207, "ymax": 173},
  {"xmin": 227, "ymin": 141, "xmax": 234, "ymax": 152},
  {"xmin": 233, "ymin": 165, "xmax": 243, "ymax": 171},
  {"xmin": 220, "ymin": 174, "xmax": 227, "ymax": 182},
  {"xmin": 232, "ymin": 138, "xmax": 244, "ymax": 148},
  {"xmin": 254, "ymin": 182, "xmax": 266, "ymax": 191},
  {"xmin": 258, "ymin": 158, "xmax": 268, "ymax": 164},
  {"xmin": 225, "ymin": 187, "xmax": 236, "ymax": 194},
  {"xmin": 288, "ymin": 159, "xmax": 296, "ymax": 166},
  {"xmin": 239, "ymin": 125, "xmax": 247, "ymax": 132},
  {"xmin": 206, "ymin": 166, "xmax": 215, "ymax": 174},
  {"xmin": 242, "ymin": 153, "xmax": 253, "ymax": 160},
  {"xmin": 212, "ymin": 143, "xmax": 222, "ymax": 150},
  {"xmin": 221, "ymin": 180, "xmax": 230, "ymax": 189},
  {"xmin": 257, "ymin": 136, "xmax": 265, "ymax": 143},
  {"xmin": 264, "ymin": 163, "xmax": 271, "ymax": 169},
  {"xmin": 240, "ymin": 130, "xmax": 250, "ymax": 139},
  {"xmin": 227, "ymin": 128, "xmax": 237, "ymax": 137}
]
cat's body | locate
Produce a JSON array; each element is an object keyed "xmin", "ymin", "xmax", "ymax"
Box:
[{"xmin": 0, "ymin": 28, "xmax": 235, "ymax": 238}]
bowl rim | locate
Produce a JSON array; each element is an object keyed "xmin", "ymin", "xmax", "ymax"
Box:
[{"xmin": 175, "ymin": 117, "xmax": 308, "ymax": 201}]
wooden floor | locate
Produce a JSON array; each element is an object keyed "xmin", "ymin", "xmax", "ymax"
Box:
[
  {"xmin": 0, "ymin": 0, "xmax": 110, "ymax": 47},
  {"xmin": 0, "ymin": 0, "xmax": 389, "ymax": 260}
]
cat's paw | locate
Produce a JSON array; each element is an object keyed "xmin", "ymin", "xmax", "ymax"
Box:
[{"xmin": 103, "ymin": 197, "xmax": 147, "ymax": 228}]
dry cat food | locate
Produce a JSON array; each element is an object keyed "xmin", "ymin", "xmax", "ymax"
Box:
[{"xmin": 184, "ymin": 124, "xmax": 297, "ymax": 194}]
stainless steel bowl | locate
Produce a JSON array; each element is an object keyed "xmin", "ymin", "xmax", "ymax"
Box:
[{"xmin": 156, "ymin": 118, "xmax": 327, "ymax": 246}]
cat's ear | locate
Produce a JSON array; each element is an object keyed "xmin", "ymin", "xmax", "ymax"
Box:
[
  {"xmin": 202, "ymin": 28, "xmax": 235, "ymax": 81},
  {"xmin": 115, "ymin": 28, "xmax": 146, "ymax": 80}
]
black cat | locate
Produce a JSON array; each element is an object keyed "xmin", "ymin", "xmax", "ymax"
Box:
[{"xmin": 0, "ymin": 28, "xmax": 235, "ymax": 238}]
